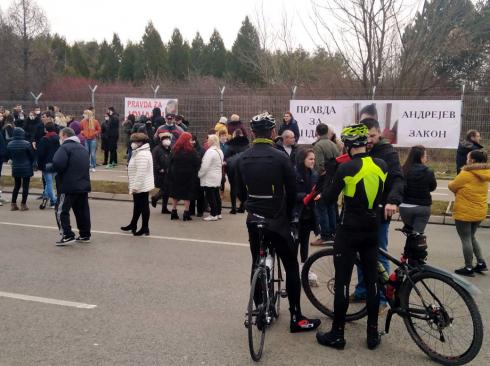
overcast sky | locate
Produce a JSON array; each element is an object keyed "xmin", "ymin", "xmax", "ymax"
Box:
[{"xmin": 0, "ymin": 0, "xmax": 322, "ymax": 50}]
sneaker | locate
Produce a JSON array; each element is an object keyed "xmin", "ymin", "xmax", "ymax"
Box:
[
  {"xmin": 310, "ymin": 238, "xmax": 328, "ymax": 246},
  {"xmin": 455, "ymin": 266, "xmax": 475, "ymax": 277},
  {"xmin": 474, "ymin": 261, "xmax": 488, "ymax": 273},
  {"xmin": 229, "ymin": 208, "xmax": 237, "ymax": 214},
  {"xmin": 316, "ymin": 330, "xmax": 346, "ymax": 349},
  {"xmin": 203, "ymin": 215, "xmax": 218, "ymax": 221},
  {"xmin": 56, "ymin": 236, "xmax": 75, "ymax": 246},
  {"xmin": 76, "ymin": 236, "xmax": 91, "ymax": 243},
  {"xmin": 217, "ymin": 215, "xmax": 222, "ymax": 220},
  {"xmin": 105, "ymin": 164, "xmax": 112, "ymax": 169},
  {"xmin": 308, "ymin": 271, "xmax": 319, "ymax": 287},
  {"xmin": 290, "ymin": 315, "xmax": 321, "ymax": 333},
  {"xmin": 367, "ymin": 327, "xmax": 382, "ymax": 350},
  {"xmin": 90, "ymin": 168, "xmax": 96, "ymax": 173}
]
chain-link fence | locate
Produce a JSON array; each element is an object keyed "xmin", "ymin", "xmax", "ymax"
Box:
[{"xmin": 1, "ymin": 92, "xmax": 489, "ymax": 175}]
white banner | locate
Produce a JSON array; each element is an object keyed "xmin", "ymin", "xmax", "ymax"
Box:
[
  {"xmin": 124, "ymin": 97, "xmax": 178, "ymax": 118},
  {"xmin": 289, "ymin": 100, "xmax": 462, "ymax": 148}
]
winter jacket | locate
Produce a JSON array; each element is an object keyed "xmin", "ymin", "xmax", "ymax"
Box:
[
  {"xmin": 293, "ymin": 166, "xmax": 318, "ymax": 222},
  {"xmin": 275, "ymin": 140, "xmax": 297, "ymax": 165},
  {"xmin": 108, "ymin": 113, "xmax": 120, "ymax": 148},
  {"xmin": 227, "ymin": 120, "xmax": 247, "ymax": 137},
  {"xmin": 128, "ymin": 143, "xmax": 154, "ymax": 194},
  {"xmin": 224, "ymin": 136, "xmax": 249, "ymax": 160},
  {"xmin": 402, "ymin": 164, "xmax": 437, "ymax": 206},
  {"xmin": 151, "ymin": 108, "xmax": 165, "ymax": 128},
  {"xmin": 80, "ymin": 118, "xmax": 101, "ymax": 140},
  {"xmin": 313, "ymin": 136, "xmax": 340, "ymax": 173},
  {"xmin": 152, "ymin": 144, "xmax": 171, "ymax": 189},
  {"xmin": 167, "ymin": 150, "xmax": 201, "ymax": 200},
  {"xmin": 214, "ymin": 122, "xmax": 228, "ymax": 137},
  {"xmin": 25, "ymin": 117, "xmax": 44, "ymax": 144},
  {"xmin": 101, "ymin": 120, "xmax": 110, "ymax": 151},
  {"xmin": 448, "ymin": 163, "xmax": 490, "ymax": 222},
  {"xmin": 37, "ymin": 132, "xmax": 60, "ymax": 171},
  {"xmin": 456, "ymin": 140, "xmax": 484, "ymax": 174},
  {"xmin": 48, "ymin": 137, "xmax": 91, "ymax": 194},
  {"xmin": 0, "ymin": 132, "xmax": 6, "ymax": 162},
  {"xmin": 70, "ymin": 121, "xmax": 86, "ymax": 146},
  {"xmin": 6, "ymin": 128, "xmax": 35, "ymax": 177},
  {"xmin": 369, "ymin": 139, "xmax": 404, "ymax": 207},
  {"xmin": 2, "ymin": 122, "xmax": 14, "ymax": 142},
  {"xmin": 198, "ymin": 146, "xmax": 224, "ymax": 187},
  {"xmin": 13, "ymin": 112, "xmax": 25, "ymax": 130},
  {"xmin": 278, "ymin": 118, "xmax": 300, "ymax": 142},
  {"xmin": 154, "ymin": 124, "xmax": 184, "ymax": 145}
]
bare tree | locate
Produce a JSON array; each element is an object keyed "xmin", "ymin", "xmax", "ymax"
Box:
[
  {"xmin": 7, "ymin": 0, "xmax": 49, "ymax": 96},
  {"xmin": 310, "ymin": 0, "xmax": 403, "ymax": 96}
]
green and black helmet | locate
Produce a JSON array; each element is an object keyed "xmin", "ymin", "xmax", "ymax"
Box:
[{"xmin": 341, "ymin": 124, "xmax": 369, "ymax": 147}]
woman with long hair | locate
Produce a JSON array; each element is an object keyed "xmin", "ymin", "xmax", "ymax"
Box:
[
  {"xmin": 80, "ymin": 109, "xmax": 101, "ymax": 172},
  {"xmin": 167, "ymin": 132, "xmax": 201, "ymax": 221},
  {"xmin": 121, "ymin": 133, "xmax": 154, "ymax": 236},
  {"xmin": 199, "ymin": 134, "xmax": 224, "ymax": 221},
  {"xmin": 399, "ymin": 145, "xmax": 437, "ymax": 233},
  {"xmin": 449, "ymin": 149, "xmax": 490, "ymax": 276}
]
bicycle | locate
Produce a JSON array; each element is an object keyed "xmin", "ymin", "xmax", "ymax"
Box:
[
  {"xmin": 244, "ymin": 219, "xmax": 286, "ymax": 362},
  {"xmin": 301, "ymin": 228, "xmax": 483, "ymax": 365}
]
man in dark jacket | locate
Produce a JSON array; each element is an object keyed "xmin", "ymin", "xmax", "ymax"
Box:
[
  {"xmin": 456, "ymin": 130, "xmax": 483, "ymax": 174},
  {"xmin": 0, "ymin": 131, "xmax": 7, "ymax": 205},
  {"xmin": 107, "ymin": 107, "xmax": 120, "ymax": 167},
  {"xmin": 278, "ymin": 112, "xmax": 300, "ymax": 142},
  {"xmin": 151, "ymin": 107, "xmax": 165, "ymax": 129},
  {"xmin": 275, "ymin": 130, "xmax": 297, "ymax": 165},
  {"xmin": 37, "ymin": 122, "xmax": 60, "ymax": 208},
  {"xmin": 48, "ymin": 127, "xmax": 91, "ymax": 246},
  {"xmin": 25, "ymin": 111, "xmax": 44, "ymax": 149},
  {"xmin": 353, "ymin": 118, "xmax": 404, "ymax": 309}
]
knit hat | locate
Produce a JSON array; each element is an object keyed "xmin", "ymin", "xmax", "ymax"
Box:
[
  {"xmin": 230, "ymin": 114, "xmax": 240, "ymax": 122},
  {"xmin": 218, "ymin": 116, "xmax": 227, "ymax": 124}
]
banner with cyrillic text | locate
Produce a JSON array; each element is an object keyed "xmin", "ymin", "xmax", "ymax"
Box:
[
  {"xmin": 124, "ymin": 97, "xmax": 178, "ymax": 118},
  {"xmin": 289, "ymin": 100, "xmax": 462, "ymax": 148}
]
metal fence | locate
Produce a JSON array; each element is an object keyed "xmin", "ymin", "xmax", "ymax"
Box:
[{"xmin": 1, "ymin": 93, "xmax": 489, "ymax": 175}]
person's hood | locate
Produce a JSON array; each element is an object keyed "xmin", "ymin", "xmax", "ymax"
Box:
[
  {"xmin": 463, "ymin": 163, "xmax": 490, "ymax": 181},
  {"xmin": 406, "ymin": 163, "xmax": 430, "ymax": 180},
  {"xmin": 12, "ymin": 127, "xmax": 25, "ymax": 139},
  {"xmin": 227, "ymin": 135, "xmax": 249, "ymax": 147},
  {"xmin": 459, "ymin": 139, "xmax": 483, "ymax": 150},
  {"xmin": 63, "ymin": 136, "xmax": 80, "ymax": 144},
  {"xmin": 152, "ymin": 107, "xmax": 162, "ymax": 118},
  {"xmin": 70, "ymin": 121, "xmax": 82, "ymax": 135}
]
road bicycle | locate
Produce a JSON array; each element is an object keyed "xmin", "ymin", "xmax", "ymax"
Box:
[
  {"xmin": 244, "ymin": 219, "xmax": 286, "ymax": 362},
  {"xmin": 301, "ymin": 228, "xmax": 483, "ymax": 365}
]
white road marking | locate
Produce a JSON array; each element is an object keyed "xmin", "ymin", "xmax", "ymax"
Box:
[
  {"xmin": 0, "ymin": 291, "xmax": 96, "ymax": 309},
  {"xmin": 0, "ymin": 222, "xmax": 249, "ymax": 248}
]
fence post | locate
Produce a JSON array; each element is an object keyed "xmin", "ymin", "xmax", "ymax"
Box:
[
  {"xmin": 460, "ymin": 84, "xmax": 465, "ymax": 139},
  {"xmin": 88, "ymin": 85, "xmax": 98, "ymax": 110},
  {"xmin": 30, "ymin": 92, "xmax": 43, "ymax": 106},
  {"xmin": 219, "ymin": 86, "xmax": 226, "ymax": 116},
  {"xmin": 290, "ymin": 85, "xmax": 297, "ymax": 100},
  {"xmin": 151, "ymin": 85, "xmax": 160, "ymax": 98}
]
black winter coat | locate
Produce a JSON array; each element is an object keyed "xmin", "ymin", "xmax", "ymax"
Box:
[
  {"xmin": 48, "ymin": 139, "xmax": 91, "ymax": 194},
  {"xmin": 108, "ymin": 114, "xmax": 120, "ymax": 148},
  {"xmin": 278, "ymin": 118, "xmax": 300, "ymax": 142},
  {"xmin": 6, "ymin": 128, "xmax": 34, "ymax": 177},
  {"xmin": 37, "ymin": 133, "xmax": 60, "ymax": 171},
  {"xmin": 456, "ymin": 140, "xmax": 483, "ymax": 174},
  {"xmin": 275, "ymin": 141, "xmax": 297, "ymax": 166},
  {"xmin": 369, "ymin": 139, "xmax": 404, "ymax": 207},
  {"xmin": 0, "ymin": 132, "xmax": 6, "ymax": 162},
  {"xmin": 224, "ymin": 136, "xmax": 249, "ymax": 160},
  {"xmin": 167, "ymin": 150, "xmax": 201, "ymax": 200},
  {"xmin": 152, "ymin": 144, "xmax": 171, "ymax": 189},
  {"xmin": 101, "ymin": 120, "xmax": 110, "ymax": 151},
  {"xmin": 403, "ymin": 164, "xmax": 437, "ymax": 206},
  {"xmin": 25, "ymin": 117, "xmax": 44, "ymax": 144},
  {"xmin": 293, "ymin": 166, "xmax": 318, "ymax": 224}
]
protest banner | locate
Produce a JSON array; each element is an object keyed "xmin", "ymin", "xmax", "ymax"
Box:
[
  {"xmin": 289, "ymin": 100, "xmax": 462, "ymax": 148},
  {"xmin": 124, "ymin": 97, "xmax": 178, "ymax": 118}
]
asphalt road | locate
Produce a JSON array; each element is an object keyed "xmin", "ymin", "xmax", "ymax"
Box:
[{"xmin": 0, "ymin": 199, "xmax": 489, "ymax": 365}]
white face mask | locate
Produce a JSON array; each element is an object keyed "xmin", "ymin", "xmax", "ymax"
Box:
[
  {"xmin": 131, "ymin": 142, "xmax": 139, "ymax": 150},
  {"xmin": 104, "ymin": 117, "xmax": 109, "ymax": 121},
  {"xmin": 59, "ymin": 138, "xmax": 64, "ymax": 145},
  {"xmin": 162, "ymin": 139, "xmax": 171, "ymax": 147}
]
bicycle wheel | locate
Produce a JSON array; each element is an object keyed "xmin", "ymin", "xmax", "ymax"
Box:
[
  {"xmin": 271, "ymin": 255, "xmax": 282, "ymax": 318},
  {"xmin": 400, "ymin": 271, "xmax": 483, "ymax": 365},
  {"xmin": 247, "ymin": 267, "xmax": 268, "ymax": 362},
  {"xmin": 301, "ymin": 248, "xmax": 367, "ymax": 321}
]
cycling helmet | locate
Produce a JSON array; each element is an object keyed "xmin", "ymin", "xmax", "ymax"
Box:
[
  {"xmin": 250, "ymin": 112, "xmax": 276, "ymax": 132},
  {"xmin": 341, "ymin": 124, "xmax": 369, "ymax": 147}
]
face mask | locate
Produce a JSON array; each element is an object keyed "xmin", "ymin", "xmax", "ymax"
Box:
[
  {"xmin": 131, "ymin": 142, "xmax": 139, "ymax": 150},
  {"xmin": 162, "ymin": 139, "xmax": 171, "ymax": 147},
  {"xmin": 29, "ymin": 116, "xmax": 35, "ymax": 120},
  {"xmin": 83, "ymin": 115, "xmax": 88, "ymax": 119},
  {"xmin": 35, "ymin": 111, "xmax": 41, "ymax": 115},
  {"xmin": 104, "ymin": 117, "xmax": 109, "ymax": 121},
  {"xmin": 59, "ymin": 138, "xmax": 64, "ymax": 145}
]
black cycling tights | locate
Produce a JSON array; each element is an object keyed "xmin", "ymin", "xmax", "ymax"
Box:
[
  {"xmin": 248, "ymin": 225, "xmax": 302, "ymax": 318},
  {"xmin": 333, "ymin": 229, "xmax": 380, "ymax": 331}
]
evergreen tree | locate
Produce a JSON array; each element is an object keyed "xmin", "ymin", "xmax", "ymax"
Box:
[
  {"xmin": 50, "ymin": 33, "xmax": 69, "ymax": 74},
  {"xmin": 96, "ymin": 40, "xmax": 119, "ymax": 81},
  {"xmin": 69, "ymin": 43, "xmax": 90, "ymax": 77},
  {"xmin": 230, "ymin": 16, "xmax": 262, "ymax": 85},
  {"xmin": 202, "ymin": 29, "xmax": 227, "ymax": 78},
  {"xmin": 111, "ymin": 33, "xmax": 124, "ymax": 63},
  {"xmin": 141, "ymin": 21, "xmax": 167, "ymax": 80},
  {"xmin": 168, "ymin": 28, "xmax": 190, "ymax": 80},
  {"xmin": 190, "ymin": 32, "xmax": 205, "ymax": 75}
]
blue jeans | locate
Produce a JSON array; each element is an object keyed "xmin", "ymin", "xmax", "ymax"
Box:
[
  {"xmin": 354, "ymin": 221, "xmax": 390, "ymax": 304},
  {"xmin": 315, "ymin": 202, "xmax": 337, "ymax": 239},
  {"xmin": 43, "ymin": 171, "xmax": 57, "ymax": 205},
  {"xmin": 85, "ymin": 139, "xmax": 97, "ymax": 168}
]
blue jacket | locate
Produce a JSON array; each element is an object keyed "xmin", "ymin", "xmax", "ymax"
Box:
[
  {"xmin": 6, "ymin": 128, "xmax": 35, "ymax": 177},
  {"xmin": 37, "ymin": 132, "xmax": 60, "ymax": 171},
  {"xmin": 48, "ymin": 138, "xmax": 91, "ymax": 194}
]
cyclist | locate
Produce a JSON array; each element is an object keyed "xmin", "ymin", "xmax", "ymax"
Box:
[
  {"xmin": 316, "ymin": 124, "xmax": 387, "ymax": 350},
  {"xmin": 235, "ymin": 112, "xmax": 321, "ymax": 333}
]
